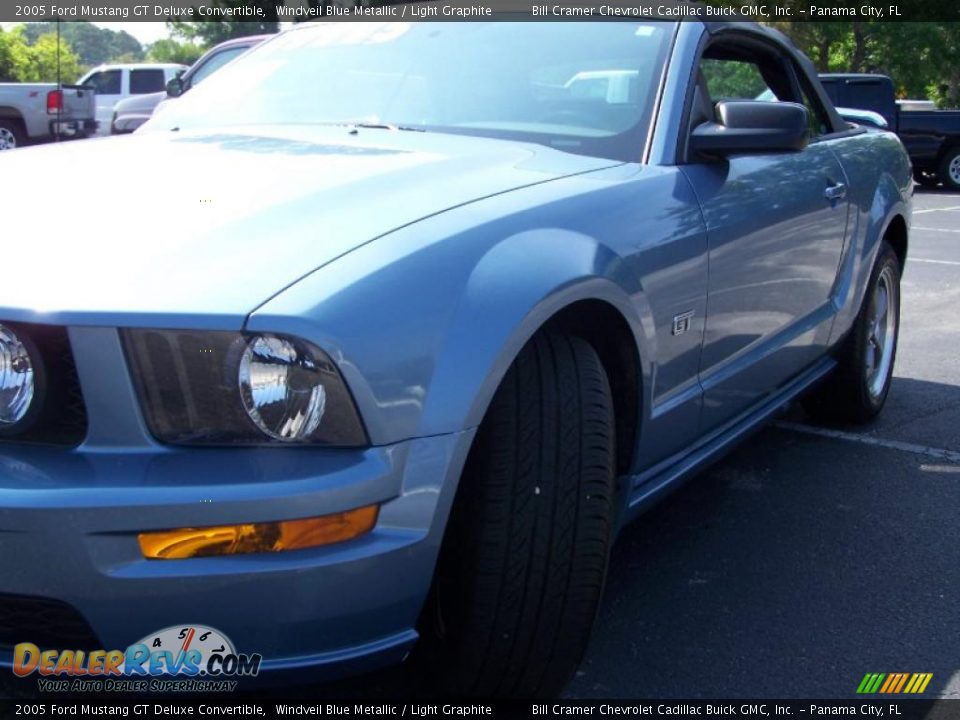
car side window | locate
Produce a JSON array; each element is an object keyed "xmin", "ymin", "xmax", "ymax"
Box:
[
  {"xmin": 700, "ymin": 58, "xmax": 776, "ymax": 102},
  {"xmin": 189, "ymin": 47, "xmax": 248, "ymax": 88},
  {"xmin": 130, "ymin": 69, "xmax": 167, "ymax": 95},
  {"xmin": 844, "ymin": 80, "xmax": 889, "ymax": 115},
  {"xmin": 84, "ymin": 70, "xmax": 121, "ymax": 95}
]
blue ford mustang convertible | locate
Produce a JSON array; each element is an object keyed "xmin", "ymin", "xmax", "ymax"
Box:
[{"xmin": 0, "ymin": 19, "xmax": 910, "ymax": 696}]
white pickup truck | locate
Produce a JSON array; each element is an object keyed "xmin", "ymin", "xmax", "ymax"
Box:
[
  {"xmin": 78, "ymin": 63, "xmax": 186, "ymax": 136},
  {"xmin": 0, "ymin": 83, "xmax": 96, "ymax": 150}
]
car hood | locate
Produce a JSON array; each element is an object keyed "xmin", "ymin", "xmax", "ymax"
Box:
[{"xmin": 1, "ymin": 126, "xmax": 618, "ymax": 329}]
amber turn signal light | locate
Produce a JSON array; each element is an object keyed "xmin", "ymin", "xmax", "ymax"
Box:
[{"xmin": 138, "ymin": 505, "xmax": 379, "ymax": 560}]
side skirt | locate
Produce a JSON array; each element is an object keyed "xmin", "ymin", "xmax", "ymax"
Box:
[{"xmin": 616, "ymin": 356, "xmax": 837, "ymax": 531}]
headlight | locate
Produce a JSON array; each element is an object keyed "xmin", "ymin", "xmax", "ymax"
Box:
[
  {"xmin": 0, "ymin": 323, "xmax": 38, "ymax": 430},
  {"xmin": 124, "ymin": 330, "xmax": 366, "ymax": 447},
  {"xmin": 239, "ymin": 335, "xmax": 327, "ymax": 441}
]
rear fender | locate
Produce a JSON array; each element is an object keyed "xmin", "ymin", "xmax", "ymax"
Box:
[{"xmin": 827, "ymin": 134, "xmax": 911, "ymax": 344}]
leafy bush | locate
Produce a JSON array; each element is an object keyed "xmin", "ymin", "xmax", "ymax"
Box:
[{"xmin": 0, "ymin": 26, "xmax": 81, "ymax": 84}]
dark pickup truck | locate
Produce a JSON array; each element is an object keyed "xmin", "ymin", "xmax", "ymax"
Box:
[{"xmin": 820, "ymin": 73, "xmax": 960, "ymax": 189}]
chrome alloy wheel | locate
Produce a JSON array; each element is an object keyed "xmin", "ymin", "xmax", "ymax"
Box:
[
  {"xmin": 0, "ymin": 126, "xmax": 17, "ymax": 151},
  {"xmin": 950, "ymin": 154, "xmax": 960, "ymax": 186},
  {"xmin": 865, "ymin": 265, "xmax": 897, "ymax": 399}
]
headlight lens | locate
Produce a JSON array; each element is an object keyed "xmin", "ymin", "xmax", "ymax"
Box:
[
  {"xmin": 0, "ymin": 323, "xmax": 36, "ymax": 428},
  {"xmin": 124, "ymin": 330, "xmax": 366, "ymax": 447},
  {"xmin": 239, "ymin": 335, "xmax": 327, "ymax": 442}
]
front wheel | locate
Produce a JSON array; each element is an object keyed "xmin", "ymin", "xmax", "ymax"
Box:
[
  {"xmin": 416, "ymin": 332, "xmax": 617, "ymax": 698},
  {"xmin": 804, "ymin": 242, "xmax": 901, "ymax": 424},
  {"xmin": 939, "ymin": 147, "xmax": 960, "ymax": 191},
  {"xmin": 0, "ymin": 120, "xmax": 23, "ymax": 151}
]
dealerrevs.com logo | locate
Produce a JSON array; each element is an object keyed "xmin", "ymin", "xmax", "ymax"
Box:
[{"xmin": 13, "ymin": 625, "xmax": 262, "ymax": 693}]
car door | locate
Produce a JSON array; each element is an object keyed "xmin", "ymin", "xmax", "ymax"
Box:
[
  {"xmin": 81, "ymin": 68, "xmax": 123, "ymax": 136},
  {"xmin": 680, "ymin": 41, "xmax": 850, "ymax": 431}
]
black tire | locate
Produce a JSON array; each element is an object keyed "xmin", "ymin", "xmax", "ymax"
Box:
[
  {"xmin": 938, "ymin": 147, "xmax": 960, "ymax": 191},
  {"xmin": 0, "ymin": 120, "xmax": 24, "ymax": 151},
  {"xmin": 803, "ymin": 242, "xmax": 901, "ymax": 424},
  {"xmin": 416, "ymin": 332, "xmax": 617, "ymax": 698}
]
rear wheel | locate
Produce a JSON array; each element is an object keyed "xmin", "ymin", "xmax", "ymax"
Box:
[
  {"xmin": 0, "ymin": 120, "xmax": 23, "ymax": 151},
  {"xmin": 803, "ymin": 241, "xmax": 901, "ymax": 424},
  {"xmin": 939, "ymin": 147, "xmax": 960, "ymax": 191},
  {"xmin": 417, "ymin": 332, "xmax": 617, "ymax": 698}
]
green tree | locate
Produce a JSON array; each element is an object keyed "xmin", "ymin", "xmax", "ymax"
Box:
[
  {"xmin": 168, "ymin": 2, "xmax": 279, "ymax": 45},
  {"xmin": 924, "ymin": 26, "xmax": 960, "ymax": 107},
  {"xmin": 768, "ymin": 20, "xmax": 853, "ymax": 73},
  {"xmin": 22, "ymin": 22, "xmax": 143, "ymax": 66},
  {"xmin": 0, "ymin": 28, "xmax": 16, "ymax": 82},
  {"xmin": 767, "ymin": 20, "xmax": 958, "ymax": 106},
  {"xmin": 19, "ymin": 32, "xmax": 82, "ymax": 82},
  {"xmin": 0, "ymin": 26, "xmax": 80, "ymax": 83},
  {"xmin": 700, "ymin": 57, "xmax": 770, "ymax": 99},
  {"xmin": 146, "ymin": 38, "xmax": 204, "ymax": 66},
  {"xmin": 0, "ymin": 27, "xmax": 32, "ymax": 82}
]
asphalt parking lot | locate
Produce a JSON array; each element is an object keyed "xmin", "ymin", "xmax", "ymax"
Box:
[{"xmin": 566, "ymin": 187, "xmax": 960, "ymax": 699}]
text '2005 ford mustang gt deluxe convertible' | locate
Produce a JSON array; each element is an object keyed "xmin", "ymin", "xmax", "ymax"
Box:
[{"xmin": 0, "ymin": 20, "xmax": 910, "ymax": 697}]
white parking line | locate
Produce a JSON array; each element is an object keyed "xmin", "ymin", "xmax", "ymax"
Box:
[
  {"xmin": 913, "ymin": 226, "xmax": 960, "ymax": 233},
  {"xmin": 910, "ymin": 258, "xmax": 960, "ymax": 266},
  {"xmin": 914, "ymin": 205, "xmax": 960, "ymax": 215},
  {"xmin": 776, "ymin": 421, "xmax": 960, "ymax": 463}
]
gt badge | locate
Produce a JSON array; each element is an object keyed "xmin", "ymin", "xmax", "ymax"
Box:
[{"xmin": 672, "ymin": 311, "xmax": 695, "ymax": 336}]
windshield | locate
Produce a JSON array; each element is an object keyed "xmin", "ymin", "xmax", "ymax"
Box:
[{"xmin": 144, "ymin": 21, "xmax": 675, "ymax": 162}]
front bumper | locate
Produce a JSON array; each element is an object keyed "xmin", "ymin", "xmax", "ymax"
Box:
[
  {"xmin": 0, "ymin": 329, "xmax": 475, "ymax": 686},
  {"xmin": 111, "ymin": 114, "xmax": 151, "ymax": 135}
]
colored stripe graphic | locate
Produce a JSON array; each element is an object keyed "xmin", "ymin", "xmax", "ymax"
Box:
[
  {"xmin": 857, "ymin": 673, "xmax": 932, "ymax": 694},
  {"xmin": 893, "ymin": 673, "xmax": 910, "ymax": 693},
  {"xmin": 905, "ymin": 673, "xmax": 933, "ymax": 693},
  {"xmin": 858, "ymin": 674, "xmax": 886, "ymax": 694}
]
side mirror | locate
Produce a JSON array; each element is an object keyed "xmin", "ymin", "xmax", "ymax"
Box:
[
  {"xmin": 691, "ymin": 100, "xmax": 809, "ymax": 157},
  {"xmin": 166, "ymin": 76, "xmax": 185, "ymax": 98}
]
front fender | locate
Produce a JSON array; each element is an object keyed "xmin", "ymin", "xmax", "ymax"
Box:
[
  {"xmin": 247, "ymin": 187, "xmax": 652, "ymax": 447},
  {"xmin": 422, "ymin": 230, "xmax": 650, "ymax": 437}
]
